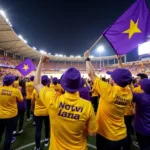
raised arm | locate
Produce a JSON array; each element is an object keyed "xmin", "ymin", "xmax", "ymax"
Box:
[
  {"xmin": 84, "ymin": 50, "xmax": 96, "ymax": 82},
  {"xmin": 117, "ymin": 55, "xmax": 123, "ymax": 68},
  {"xmin": 34, "ymin": 55, "xmax": 49, "ymax": 93}
]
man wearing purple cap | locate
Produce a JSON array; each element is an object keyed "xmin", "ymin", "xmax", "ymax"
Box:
[
  {"xmin": 26, "ymin": 76, "xmax": 34, "ymax": 121},
  {"xmin": 133, "ymin": 78, "xmax": 150, "ymax": 150},
  {"xmin": 79, "ymin": 78, "xmax": 91, "ymax": 101},
  {"xmin": 34, "ymin": 56, "xmax": 98, "ymax": 150},
  {"xmin": 51, "ymin": 77, "xmax": 64, "ymax": 94},
  {"xmin": 0, "ymin": 75, "xmax": 23, "ymax": 150},
  {"xmin": 32, "ymin": 75, "xmax": 50, "ymax": 150},
  {"xmin": 84, "ymin": 50, "xmax": 133, "ymax": 150}
]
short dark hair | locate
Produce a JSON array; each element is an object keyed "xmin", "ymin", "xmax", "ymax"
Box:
[{"xmin": 137, "ymin": 73, "xmax": 148, "ymax": 79}]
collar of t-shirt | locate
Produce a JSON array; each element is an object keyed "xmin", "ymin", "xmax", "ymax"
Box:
[{"xmin": 64, "ymin": 92, "xmax": 80, "ymax": 100}]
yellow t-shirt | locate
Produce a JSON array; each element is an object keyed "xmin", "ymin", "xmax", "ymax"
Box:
[
  {"xmin": 133, "ymin": 85, "xmax": 143, "ymax": 93},
  {"xmin": 40, "ymin": 87, "xmax": 98, "ymax": 150},
  {"xmin": 0, "ymin": 86, "xmax": 23, "ymax": 118},
  {"xmin": 91, "ymin": 86, "xmax": 99, "ymax": 97},
  {"xmin": 93, "ymin": 77, "xmax": 133, "ymax": 141},
  {"xmin": 13, "ymin": 80, "xmax": 19, "ymax": 89},
  {"xmin": 32, "ymin": 89, "xmax": 48, "ymax": 116},
  {"xmin": 124, "ymin": 101, "xmax": 134, "ymax": 116},
  {"xmin": 124, "ymin": 85, "xmax": 134, "ymax": 116},
  {"xmin": 51, "ymin": 84, "xmax": 64, "ymax": 94},
  {"xmin": 26, "ymin": 81, "xmax": 34, "ymax": 99}
]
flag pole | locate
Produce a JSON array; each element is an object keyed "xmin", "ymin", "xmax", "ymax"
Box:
[{"xmin": 88, "ymin": 35, "xmax": 103, "ymax": 51}]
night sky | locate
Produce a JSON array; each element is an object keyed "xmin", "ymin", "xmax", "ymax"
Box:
[{"xmin": 1, "ymin": 0, "xmax": 150, "ymax": 61}]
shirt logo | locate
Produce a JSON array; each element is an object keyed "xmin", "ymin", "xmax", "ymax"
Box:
[
  {"xmin": 114, "ymin": 95, "xmax": 129, "ymax": 106},
  {"xmin": 58, "ymin": 102, "xmax": 83, "ymax": 120},
  {"xmin": 1, "ymin": 89, "xmax": 12, "ymax": 96}
]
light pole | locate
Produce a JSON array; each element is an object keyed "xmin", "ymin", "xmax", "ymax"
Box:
[{"xmin": 97, "ymin": 46, "xmax": 104, "ymax": 69}]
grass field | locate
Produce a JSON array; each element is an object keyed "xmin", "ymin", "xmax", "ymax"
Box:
[{"xmin": 0, "ymin": 116, "xmax": 139, "ymax": 150}]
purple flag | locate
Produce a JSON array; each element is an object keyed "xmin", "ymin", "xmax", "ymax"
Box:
[
  {"xmin": 16, "ymin": 59, "xmax": 35, "ymax": 76},
  {"xmin": 103, "ymin": 0, "xmax": 150, "ymax": 55}
]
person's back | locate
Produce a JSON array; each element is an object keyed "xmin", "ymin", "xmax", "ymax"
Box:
[
  {"xmin": 133, "ymin": 78, "xmax": 150, "ymax": 149},
  {"xmin": 26, "ymin": 81, "xmax": 34, "ymax": 99},
  {"xmin": 134, "ymin": 93, "xmax": 150, "ymax": 135},
  {"xmin": 51, "ymin": 92, "xmax": 95, "ymax": 150},
  {"xmin": 32, "ymin": 75, "xmax": 50, "ymax": 149},
  {"xmin": 0, "ymin": 85, "xmax": 23, "ymax": 118},
  {"xmin": 95, "ymin": 80, "xmax": 132, "ymax": 140},
  {"xmin": 34, "ymin": 58, "xmax": 97, "ymax": 150},
  {"xmin": 0, "ymin": 75, "xmax": 23, "ymax": 150},
  {"xmin": 133, "ymin": 78, "xmax": 150, "ymax": 135},
  {"xmin": 84, "ymin": 50, "xmax": 133, "ymax": 150},
  {"xmin": 40, "ymin": 87, "xmax": 96, "ymax": 150},
  {"xmin": 33, "ymin": 89, "xmax": 48, "ymax": 116}
]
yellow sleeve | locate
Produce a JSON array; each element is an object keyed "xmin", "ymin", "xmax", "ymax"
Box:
[
  {"xmin": 16, "ymin": 89, "xmax": 23, "ymax": 102},
  {"xmin": 31, "ymin": 90, "xmax": 35, "ymax": 102},
  {"xmin": 93, "ymin": 77, "xmax": 113, "ymax": 98},
  {"xmin": 50, "ymin": 84, "xmax": 54, "ymax": 88},
  {"xmin": 39, "ymin": 87, "xmax": 56, "ymax": 108},
  {"xmin": 133, "ymin": 86, "xmax": 143, "ymax": 93},
  {"xmin": 87, "ymin": 103, "xmax": 98, "ymax": 134}
]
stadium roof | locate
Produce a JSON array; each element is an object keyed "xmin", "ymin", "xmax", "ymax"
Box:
[{"xmin": 0, "ymin": 11, "xmax": 122, "ymax": 62}]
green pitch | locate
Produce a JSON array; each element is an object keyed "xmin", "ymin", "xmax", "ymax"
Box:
[{"xmin": 0, "ymin": 118, "xmax": 139, "ymax": 150}]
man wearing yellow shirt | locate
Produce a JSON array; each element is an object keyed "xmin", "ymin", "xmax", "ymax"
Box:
[
  {"xmin": 26, "ymin": 76, "xmax": 34, "ymax": 121},
  {"xmin": 34, "ymin": 56, "xmax": 98, "ymax": 150},
  {"xmin": 0, "ymin": 75, "xmax": 23, "ymax": 150},
  {"xmin": 84, "ymin": 50, "xmax": 133, "ymax": 150},
  {"xmin": 91, "ymin": 85, "xmax": 99, "ymax": 112},
  {"xmin": 32, "ymin": 75, "xmax": 50, "ymax": 150},
  {"xmin": 51, "ymin": 77, "xmax": 64, "ymax": 94}
]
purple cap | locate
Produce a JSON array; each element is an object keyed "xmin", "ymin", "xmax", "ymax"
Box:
[
  {"xmin": 41, "ymin": 75, "xmax": 50, "ymax": 86},
  {"xmin": 3, "ymin": 75, "xmax": 15, "ymax": 86},
  {"xmin": 30, "ymin": 76, "xmax": 34, "ymax": 81},
  {"xmin": 53, "ymin": 77, "xmax": 58, "ymax": 85},
  {"xmin": 60, "ymin": 68, "xmax": 82, "ymax": 93},
  {"xmin": 107, "ymin": 68, "xmax": 132, "ymax": 87},
  {"xmin": 140, "ymin": 78, "xmax": 150, "ymax": 94}
]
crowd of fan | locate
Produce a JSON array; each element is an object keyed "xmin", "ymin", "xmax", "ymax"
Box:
[{"xmin": 0, "ymin": 51, "xmax": 150, "ymax": 150}]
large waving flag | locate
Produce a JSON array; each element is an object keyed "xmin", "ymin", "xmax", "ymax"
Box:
[
  {"xmin": 103, "ymin": 0, "xmax": 150, "ymax": 55},
  {"xmin": 16, "ymin": 59, "xmax": 35, "ymax": 76}
]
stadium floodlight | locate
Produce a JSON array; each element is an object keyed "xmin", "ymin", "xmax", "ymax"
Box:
[
  {"xmin": 23, "ymin": 40, "xmax": 28, "ymax": 44},
  {"xmin": 70, "ymin": 55, "xmax": 74, "ymax": 57},
  {"xmin": 0, "ymin": 10, "xmax": 7, "ymax": 18},
  {"xmin": 18, "ymin": 35, "xmax": 28, "ymax": 44},
  {"xmin": 18, "ymin": 35, "xmax": 23, "ymax": 40},
  {"xmin": 97, "ymin": 46, "xmax": 104, "ymax": 52},
  {"xmin": 76, "ymin": 55, "xmax": 81, "ymax": 58},
  {"xmin": 40, "ymin": 50, "xmax": 47, "ymax": 54},
  {"xmin": 33, "ymin": 47, "xmax": 37, "ymax": 50},
  {"xmin": 59, "ymin": 54, "xmax": 63, "ymax": 57},
  {"xmin": 5, "ymin": 18, "xmax": 9, "ymax": 23}
]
